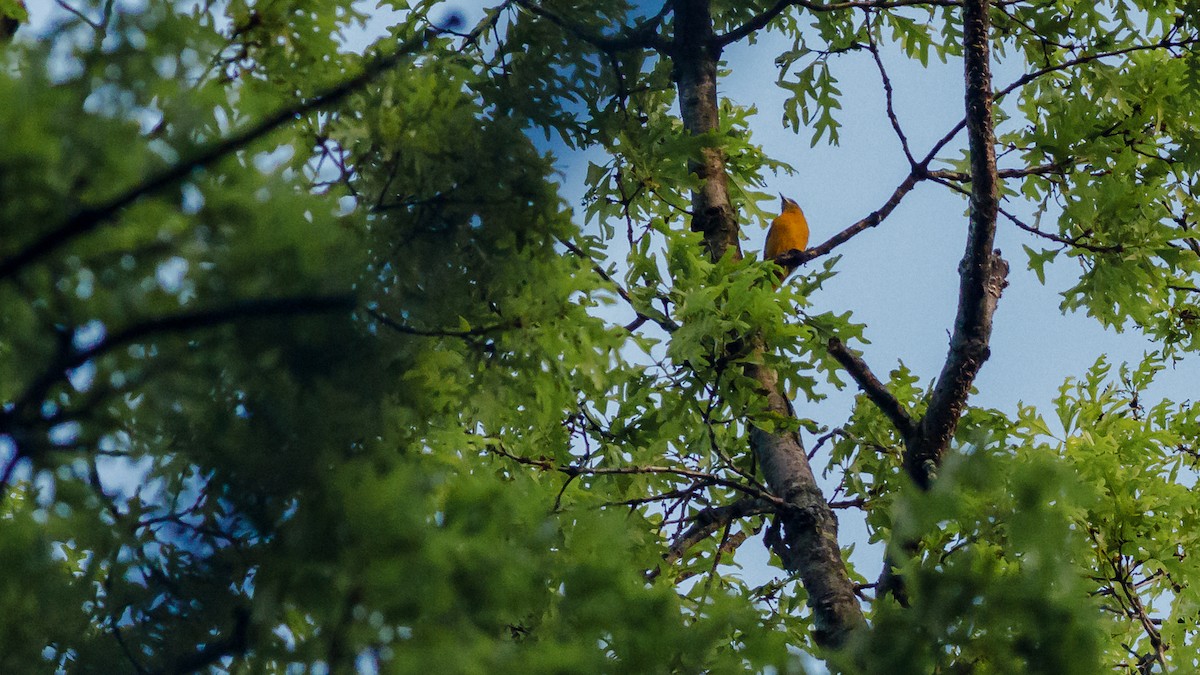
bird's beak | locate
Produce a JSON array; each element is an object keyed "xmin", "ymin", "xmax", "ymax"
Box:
[{"xmin": 778, "ymin": 193, "xmax": 786, "ymax": 207}]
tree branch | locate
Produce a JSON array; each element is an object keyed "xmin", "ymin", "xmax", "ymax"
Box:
[
  {"xmin": 713, "ymin": 0, "xmax": 792, "ymax": 46},
  {"xmin": 513, "ymin": 0, "xmax": 669, "ymax": 52},
  {"xmin": 485, "ymin": 442, "xmax": 786, "ymax": 505},
  {"xmin": 866, "ymin": 10, "xmax": 916, "ymax": 167},
  {"xmin": 776, "ymin": 168, "xmax": 924, "ymax": 269},
  {"xmin": 556, "ymin": 236, "xmax": 679, "ymax": 333},
  {"xmin": 826, "ymin": 337, "xmax": 915, "ymax": 438},
  {"xmin": 1, "ymin": 294, "xmax": 356, "ymax": 467},
  {"xmin": 0, "ymin": 29, "xmax": 438, "ymax": 283},
  {"xmin": 926, "ymin": 171, "xmax": 1124, "ymax": 254},
  {"xmin": 649, "ymin": 498, "xmax": 774, "ymax": 579},
  {"xmin": 913, "ymin": 35, "xmax": 1200, "ymax": 210},
  {"xmin": 716, "ymin": 0, "xmax": 981, "ymax": 47},
  {"xmin": 774, "ymin": 18, "xmax": 1198, "ymax": 277},
  {"xmin": 927, "ymin": 163, "xmax": 1066, "ymax": 182},
  {"xmin": 993, "ymin": 35, "xmax": 1200, "ymax": 105},
  {"xmin": 905, "ymin": 0, "xmax": 1007, "ymax": 489}
]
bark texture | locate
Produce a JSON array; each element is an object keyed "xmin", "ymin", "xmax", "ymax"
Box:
[
  {"xmin": 673, "ymin": 0, "xmax": 741, "ymax": 262},
  {"xmin": 671, "ymin": 0, "xmax": 864, "ymax": 648},
  {"xmin": 902, "ymin": 0, "xmax": 1008, "ymax": 489},
  {"xmin": 876, "ymin": 0, "xmax": 1010, "ymax": 603},
  {"xmin": 745, "ymin": 363, "xmax": 866, "ymax": 647}
]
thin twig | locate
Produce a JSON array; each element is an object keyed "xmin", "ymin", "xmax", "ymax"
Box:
[
  {"xmin": 556, "ymin": 236, "xmax": 679, "ymax": 332},
  {"xmin": 866, "ymin": 11, "xmax": 915, "ymax": 167}
]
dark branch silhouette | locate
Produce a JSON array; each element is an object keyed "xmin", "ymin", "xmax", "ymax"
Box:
[
  {"xmin": 0, "ymin": 29, "xmax": 438, "ymax": 284},
  {"xmin": 827, "ymin": 337, "xmax": 915, "ymax": 438},
  {"xmin": 0, "ymin": 294, "xmax": 356, "ymax": 474},
  {"xmin": 513, "ymin": 0, "xmax": 670, "ymax": 52}
]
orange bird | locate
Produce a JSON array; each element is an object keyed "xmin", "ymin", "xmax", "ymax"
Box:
[{"xmin": 764, "ymin": 194, "xmax": 810, "ymax": 283}]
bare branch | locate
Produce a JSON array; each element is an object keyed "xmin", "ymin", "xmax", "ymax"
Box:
[
  {"xmin": 54, "ymin": 0, "xmax": 101, "ymax": 29},
  {"xmin": 776, "ymin": 168, "xmax": 923, "ymax": 268},
  {"xmin": 713, "ymin": 0, "xmax": 793, "ymax": 46},
  {"xmin": 926, "ymin": 171, "xmax": 1124, "ymax": 254},
  {"xmin": 866, "ymin": 10, "xmax": 915, "ymax": 167},
  {"xmin": 557, "ymin": 236, "xmax": 679, "ymax": 333},
  {"xmin": 999, "ymin": 204, "xmax": 1123, "ymax": 254},
  {"xmin": 826, "ymin": 337, "xmax": 915, "ymax": 438}
]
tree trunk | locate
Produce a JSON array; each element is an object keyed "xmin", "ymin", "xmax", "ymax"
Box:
[{"xmin": 671, "ymin": 0, "xmax": 865, "ymax": 649}]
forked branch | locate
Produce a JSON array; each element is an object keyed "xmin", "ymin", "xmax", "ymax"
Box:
[{"xmin": 905, "ymin": 0, "xmax": 1007, "ymax": 488}]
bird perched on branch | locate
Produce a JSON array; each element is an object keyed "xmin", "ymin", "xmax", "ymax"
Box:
[{"xmin": 764, "ymin": 193, "xmax": 809, "ymax": 283}]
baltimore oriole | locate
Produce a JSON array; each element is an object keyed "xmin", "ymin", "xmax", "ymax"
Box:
[{"xmin": 764, "ymin": 194, "xmax": 809, "ymax": 283}]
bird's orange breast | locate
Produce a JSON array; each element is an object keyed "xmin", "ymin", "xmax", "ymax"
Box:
[{"xmin": 764, "ymin": 209, "xmax": 810, "ymax": 261}]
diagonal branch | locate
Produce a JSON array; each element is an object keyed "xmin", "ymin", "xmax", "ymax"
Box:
[
  {"xmin": 927, "ymin": 172, "xmax": 1124, "ymax": 254},
  {"xmin": 865, "ymin": 10, "xmax": 916, "ymax": 167},
  {"xmin": 1, "ymin": 294, "xmax": 356, "ymax": 465},
  {"xmin": 649, "ymin": 498, "xmax": 774, "ymax": 579},
  {"xmin": 776, "ymin": 167, "xmax": 924, "ymax": 269},
  {"xmin": 513, "ymin": 0, "xmax": 670, "ymax": 52},
  {"xmin": 556, "ymin": 236, "xmax": 679, "ymax": 333},
  {"xmin": 827, "ymin": 337, "xmax": 915, "ymax": 438},
  {"xmin": 0, "ymin": 29, "xmax": 438, "ymax": 283},
  {"xmin": 715, "ymin": 0, "xmax": 982, "ymax": 47},
  {"xmin": 713, "ymin": 0, "xmax": 794, "ymax": 46}
]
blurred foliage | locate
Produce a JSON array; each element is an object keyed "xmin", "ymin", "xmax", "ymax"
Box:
[{"xmin": 0, "ymin": 0, "xmax": 1198, "ymax": 672}]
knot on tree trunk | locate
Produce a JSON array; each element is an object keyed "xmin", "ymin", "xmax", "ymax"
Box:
[
  {"xmin": 774, "ymin": 481, "xmax": 839, "ymax": 564},
  {"xmin": 987, "ymin": 248, "xmax": 1010, "ymax": 297},
  {"xmin": 690, "ymin": 203, "xmax": 733, "ymax": 234}
]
